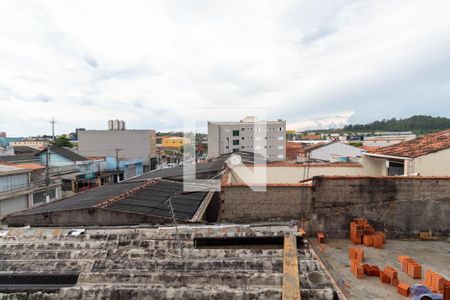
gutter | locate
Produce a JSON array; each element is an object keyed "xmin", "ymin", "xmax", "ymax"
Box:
[{"xmin": 363, "ymin": 152, "xmax": 412, "ymax": 160}]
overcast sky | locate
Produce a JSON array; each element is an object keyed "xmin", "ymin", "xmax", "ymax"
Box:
[{"xmin": 1, "ymin": 1, "xmax": 450, "ymax": 136}]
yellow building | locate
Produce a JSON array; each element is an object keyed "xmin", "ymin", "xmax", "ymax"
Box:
[
  {"xmin": 10, "ymin": 139, "xmax": 49, "ymax": 150},
  {"xmin": 161, "ymin": 137, "xmax": 190, "ymax": 149}
]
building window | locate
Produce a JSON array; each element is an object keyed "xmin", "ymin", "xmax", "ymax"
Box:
[
  {"xmin": 233, "ymin": 140, "xmax": 239, "ymax": 145},
  {"xmin": 278, "ymin": 145, "xmax": 284, "ymax": 149},
  {"xmin": 277, "ymin": 154, "xmax": 284, "ymax": 159},
  {"xmin": 241, "ymin": 137, "xmax": 245, "ymax": 140},
  {"xmin": 232, "ymin": 130, "xmax": 239, "ymax": 136},
  {"xmin": 241, "ymin": 128, "xmax": 245, "ymax": 131},
  {"xmin": 278, "ymin": 136, "xmax": 284, "ymax": 140}
]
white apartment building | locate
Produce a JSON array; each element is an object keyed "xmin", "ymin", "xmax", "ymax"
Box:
[{"xmin": 207, "ymin": 116, "xmax": 286, "ymax": 161}]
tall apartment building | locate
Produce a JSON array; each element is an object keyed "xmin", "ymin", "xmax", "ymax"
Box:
[
  {"xmin": 78, "ymin": 122, "xmax": 156, "ymax": 170},
  {"xmin": 208, "ymin": 116, "xmax": 286, "ymax": 161}
]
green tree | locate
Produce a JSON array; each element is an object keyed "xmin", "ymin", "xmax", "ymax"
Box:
[{"xmin": 52, "ymin": 135, "xmax": 74, "ymax": 148}]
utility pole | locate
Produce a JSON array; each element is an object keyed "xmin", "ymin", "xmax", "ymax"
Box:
[
  {"xmin": 50, "ymin": 117, "xmax": 56, "ymax": 142},
  {"xmin": 45, "ymin": 144, "xmax": 51, "ymax": 203},
  {"xmin": 115, "ymin": 148, "xmax": 121, "ymax": 182}
]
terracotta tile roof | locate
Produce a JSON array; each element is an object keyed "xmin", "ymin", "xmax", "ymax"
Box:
[
  {"xmin": 359, "ymin": 146, "xmax": 382, "ymax": 151},
  {"xmin": 14, "ymin": 163, "xmax": 45, "ymax": 170},
  {"xmin": 369, "ymin": 129, "xmax": 450, "ymax": 158}
]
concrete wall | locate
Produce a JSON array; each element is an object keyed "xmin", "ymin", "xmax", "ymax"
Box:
[
  {"xmin": 4, "ymin": 208, "xmax": 170, "ymax": 227},
  {"xmin": 220, "ymin": 186, "xmax": 311, "ymax": 221},
  {"xmin": 78, "ymin": 130, "xmax": 156, "ymax": 166},
  {"xmin": 220, "ymin": 177, "xmax": 450, "ymax": 238}
]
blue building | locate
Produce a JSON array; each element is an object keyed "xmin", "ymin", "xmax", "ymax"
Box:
[{"xmin": 105, "ymin": 157, "xmax": 143, "ymax": 180}]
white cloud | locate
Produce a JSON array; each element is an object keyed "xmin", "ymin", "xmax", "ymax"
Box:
[{"xmin": 1, "ymin": 0, "xmax": 450, "ymax": 136}]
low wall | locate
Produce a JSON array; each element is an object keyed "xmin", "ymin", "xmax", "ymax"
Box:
[
  {"xmin": 220, "ymin": 185, "xmax": 311, "ymax": 221},
  {"xmin": 220, "ymin": 177, "xmax": 450, "ymax": 238}
]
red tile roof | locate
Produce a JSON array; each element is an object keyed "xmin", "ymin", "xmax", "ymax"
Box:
[{"xmin": 369, "ymin": 129, "xmax": 450, "ymax": 158}]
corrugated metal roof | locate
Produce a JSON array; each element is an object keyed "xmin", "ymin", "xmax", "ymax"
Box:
[
  {"xmin": 14, "ymin": 180, "xmax": 208, "ymax": 221},
  {"xmin": 130, "ymin": 151, "xmax": 267, "ymax": 181},
  {"xmin": 107, "ymin": 181, "xmax": 206, "ymax": 220},
  {"xmin": 16, "ymin": 181, "xmax": 144, "ymax": 215}
]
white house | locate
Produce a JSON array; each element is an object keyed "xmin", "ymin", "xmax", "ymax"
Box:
[
  {"xmin": 299, "ymin": 141, "xmax": 365, "ymax": 162},
  {"xmin": 363, "ymin": 129, "xmax": 450, "ymax": 176}
]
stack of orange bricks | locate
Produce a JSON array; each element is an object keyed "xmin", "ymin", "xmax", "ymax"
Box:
[
  {"xmin": 424, "ymin": 270, "xmax": 450, "ymax": 299},
  {"xmin": 398, "ymin": 256, "xmax": 422, "ymax": 279},
  {"xmin": 348, "ymin": 247, "xmax": 365, "ymax": 279},
  {"xmin": 380, "ymin": 266, "xmax": 399, "ymax": 286},
  {"xmin": 349, "ymin": 218, "xmax": 385, "ymax": 248}
]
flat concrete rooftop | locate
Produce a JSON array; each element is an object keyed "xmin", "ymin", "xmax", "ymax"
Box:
[{"xmin": 311, "ymin": 239, "xmax": 450, "ymax": 300}]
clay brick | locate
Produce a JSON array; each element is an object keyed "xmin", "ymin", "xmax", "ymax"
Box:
[
  {"xmin": 356, "ymin": 266, "xmax": 365, "ymax": 279},
  {"xmin": 425, "ymin": 270, "xmax": 433, "ymax": 287},
  {"xmin": 355, "ymin": 248, "xmax": 364, "ymax": 262},
  {"xmin": 407, "ymin": 262, "xmax": 422, "ymax": 279},
  {"xmin": 397, "ymin": 282, "xmax": 410, "ymax": 297},
  {"xmin": 444, "ymin": 281, "xmax": 450, "ymax": 300},
  {"xmin": 363, "ymin": 264, "xmax": 372, "ymax": 275},
  {"xmin": 317, "ymin": 232, "xmax": 325, "ymax": 243},
  {"xmin": 371, "ymin": 265, "xmax": 380, "ymax": 277},
  {"xmin": 391, "ymin": 278, "xmax": 399, "ymax": 287},
  {"xmin": 363, "ymin": 235, "xmax": 373, "ymax": 247},
  {"xmin": 384, "ymin": 266, "xmax": 398, "ymax": 280},
  {"xmin": 380, "ymin": 271, "xmax": 390, "ymax": 284},
  {"xmin": 435, "ymin": 275, "xmax": 445, "ymax": 291},
  {"xmin": 397, "ymin": 255, "xmax": 410, "ymax": 264},
  {"xmin": 375, "ymin": 231, "xmax": 385, "ymax": 244},
  {"xmin": 373, "ymin": 234, "xmax": 383, "ymax": 249}
]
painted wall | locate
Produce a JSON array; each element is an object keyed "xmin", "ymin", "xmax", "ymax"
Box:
[
  {"xmin": 228, "ymin": 164, "xmax": 374, "ymax": 184},
  {"xmin": 78, "ymin": 130, "xmax": 156, "ymax": 166},
  {"xmin": 38, "ymin": 152, "xmax": 75, "ymax": 167},
  {"xmin": 411, "ymin": 148, "xmax": 450, "ymax": 176},
  {"xmin": 310, "ymin": 142, "xmax": 364, "ymax": 161}
]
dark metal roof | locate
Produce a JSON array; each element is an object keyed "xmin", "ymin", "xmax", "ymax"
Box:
[
  {"xmin": 36, "ymin": 146, "xmax": 88, "ymax": 162},
  {"xmin": 131, "ymin": 151, "xmax": 268, "ymax": 181},
  {"xmin": 0, "ymin": 155, "xmax": 41, "ymax": 163},
  {"xmin": 12, "ymin": 146, "xmax": 40, "ymax": 155},
  {"xmin": 16, "ymin": 181, "xmax": 144, "ymax": 215},
  {"xmin": 107, "ymin": 180, "xmax": 207, "ymax": 220},
  {"xmin": 14, "ymin": 180, "xmax": 208, "ymax": 221}
]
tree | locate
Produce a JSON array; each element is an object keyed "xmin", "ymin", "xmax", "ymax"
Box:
[{"xmin": 52, "ymin": 135, "xmax": 74, "ymax": 148}]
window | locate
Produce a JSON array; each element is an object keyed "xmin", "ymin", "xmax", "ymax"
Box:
[
  {"xmin": 241, "ymin": 137, "xmax": 245, "ymax": 140},
  {"xmin": 278, "ymin": 145, "xmax": 284, "ymax": 149},
  {"xmin": 232, "ymin": 130, "xmax": 239, "ymax": 136},
  {"xmin": 278, "ymin": 136, "xmax": 284, "ymax": 141},
  {"xmin": 279, "ymin": 127, "xmax": 283, "ymax": 131},
  {"xmin": 277, "ymin": 154, "xmax": 284, "ymax": 159},
  {"xmin": 241, "ymin": 128, "xmax": 245, "ymax": 131},
  {"xmin": 233, "ymin": 140, "xmax": 239, "ymax": 145}
]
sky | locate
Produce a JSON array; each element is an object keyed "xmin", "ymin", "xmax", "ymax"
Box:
[{"xmin": 1, "ymin": 0, "xmax": 450, "ymax": 136}]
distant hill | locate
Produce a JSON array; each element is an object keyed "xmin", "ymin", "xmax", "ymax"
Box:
[{"xmin": 343, "ymin": 115, "xmax": 450, "ymax": 134}]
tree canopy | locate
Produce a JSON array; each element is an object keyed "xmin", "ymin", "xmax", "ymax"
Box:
[
  {"xmin": 52, "ymin": 135, "xmax": 74, "ymax": 148},
  {"xmin": 343, "ymin": 115, "xmax": 450, "ymax": 134}
]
